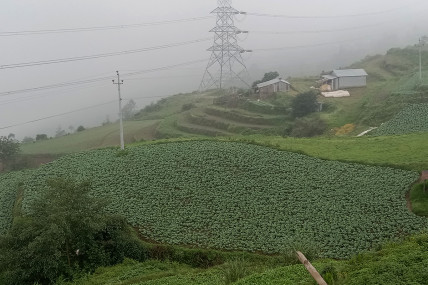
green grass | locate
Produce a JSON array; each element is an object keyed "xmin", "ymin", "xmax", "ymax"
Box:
[
  {"xmin": 21, "ymin": 120, "xmax": 159, "ymax": 154},
  {"xmin": 63, "ymin": 233, "xmax": 428, "ymax": 285},
  {"xmin": 340, "ymin": 234, "xmax": 428, "ymax": 285},
  {"xmin": 241, "ymin": 133, "xmax": 428, "ymax": 171},
  {"xmin": 410, "ymin": 181, "xmax": 428, "ymax": 217}
]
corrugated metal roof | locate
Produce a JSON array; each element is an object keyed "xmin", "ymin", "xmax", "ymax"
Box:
[
  {"xmin": 257, "ymin": 77, "xmax": 290, "ymax": 88},
  {"xmin": 332, "ymin": 69, "xmax": 368, "ymax": 77},
  {"xmin": 322, "ymin": 75, "xmax": 337, "ymax": 80}
]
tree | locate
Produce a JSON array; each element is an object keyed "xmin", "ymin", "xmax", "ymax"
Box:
[
  {"xmin": 122, "ymin": 99, "xmax": 137, "ymax": 120},
  {"xmin": 0, "ymin": 178, "xmax": 147, "ymax": 285},
  {"xmin": 252, "ymin": 71, "xmax": 280, "ymax": 88},
  {"xmin": 291, "ymin": 91, "xmax": 319, "ymax": 118},
  {"xmin": 55, "ymin": 126, "xmax": 66, "ymax": 138},
  {"xmin": 0, "ymin": 136, "xmax": 20, "ymax": 164},
  {"xmin": 36, "ymin": 134, "xmax": 48, "ymax": 141},
  {"xmin": 76, "ymin": 125, "xmax": 85, "ymax": 132},
  {"xmin": 290, "ymin": 115, "xmax": 327, "ymax": 138},
  {"xmin": 22, "ymin": 136, "xmax": 35, "ymax": 144}
]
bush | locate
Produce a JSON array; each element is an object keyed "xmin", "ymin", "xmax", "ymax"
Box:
[
  {"xmin": 291, "ymin": 91, "xmax": 319, "ymax": 118},
  {"xmin": 290, "ymin": 116, "xmax": 327, "ymax": 138},
  {"xmin": 76, "ymin": 126, "xmax": 85, "ymax": 132},
  {"xmin": 0, "ymin": 178, "xmax": 149, "ymax": 285},
  {"xmin": 222, "ymin": 258, "xmax": 250, "ymax": 284},
  {"xmin": 181, "ymin": 103, "xmax": 195, "ymax": 111}
]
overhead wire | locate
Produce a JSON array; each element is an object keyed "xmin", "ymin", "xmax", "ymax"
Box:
[
  {"xmin": 252, "ymin": 36, "xmax": 369, "ymax": 52},
  {"xmin": 0, "ymin": 59, "xmax": 207, "ymax": 97},
  {"xmin": 0, "ymin": 38, "xmax": 211, "ymax": 69},
  {"xmin": 249, "ymin": 22, "xmax": 385, "ymax": 35},
  {"xmin": 0, "ymin": 100, "xmax": 117, "ymax": 130},
  {"xmin": 0, "ymin": 16, "xmax": 213, "ymax": 37},
  {"xmin": 241, "ymin": 5, "xmax": 408, "ymax": 19},
  {"xmin": 0, "ymin": 94, "xmax": 186, "ymax": 130}
]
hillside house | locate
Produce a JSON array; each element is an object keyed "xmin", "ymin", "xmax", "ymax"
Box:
[
  {"xmin": 257, "ymin": 78, "xmax": 291, "ymax": 98},
  {"xmin": 321, "ymin": 69, "xmax": 368, "ymax": 91}
]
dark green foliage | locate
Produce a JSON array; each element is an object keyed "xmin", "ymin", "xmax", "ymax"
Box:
[
  {"xmin": 181, "ymin": 103, "xmax": 195, "ymax": 111},
  {"xmin": 290, "ymin": 115, "xmax": 327, "ymax": 137},
  {"xmin": 291, "ymin": 91, "xmax": 319, "ymax": 118},
  {"xmin": 0, "ymin": 178, "xmax": 148, "ymax": 285},
  {"xmin": 252, "ymin": 71, "xmax": 279, "ymax": 88},
  {"xmin": 76, "ymin": 126, "xmax": 85, "ymax": 132},
  {"xmin": 343, "ymin": 234, "xmax": 428, "ymax": 285},
  {"xmin": 22, "ymin": 136, "xmax": 35, "ymax": 144},
  {"xmin": 0, "ymin": 136, "xmax": 20, "ymax": 164},
  {"xmin": 222, "ymin": 258, "xmax": 251, "ymax": 284},
  {"xmin": 319, "ymin": 263, "xmax": 339, "ymax": 284},
  {"xmin": 36, "ymin": 134, "xmax": 48, "ymax": 141},
  {"xmin": 410, "ymin": 181, "xmax": 428, "ymax": 217}
]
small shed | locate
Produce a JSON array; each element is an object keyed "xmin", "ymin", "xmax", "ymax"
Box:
[
  {"xmin": 257, "ymin": 78, "xmax": 291, "ymax": 98},
  {"xmin": 321, "ymin": 69, "xmax": 368, "ymax": 91}
]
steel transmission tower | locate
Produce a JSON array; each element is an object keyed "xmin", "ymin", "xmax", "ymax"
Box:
[{"xmin": 199, "ymin": 0, "xmax": 251, "ymax": 90}]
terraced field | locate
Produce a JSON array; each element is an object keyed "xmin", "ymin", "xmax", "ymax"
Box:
[
  {"xmin": 373, "ymin": 104, "xmax": 428, "ymax": 136},
  {"xmin": 1, "ymin": 141, "xmax": 423, "ymax": 259}
]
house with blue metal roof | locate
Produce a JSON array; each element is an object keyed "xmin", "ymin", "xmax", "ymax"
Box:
[{"xmin": 321, "ymin": 69, "xmax": 368, "ymax": 91}]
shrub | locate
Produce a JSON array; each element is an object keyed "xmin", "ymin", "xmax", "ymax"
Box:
[
  {"xmin": 291, "ymin": 91, "xmax": 319, "ymax": 118},
  {"xmin": 222, "ymin": 258, "xmax": 250, "ymax": 284},
  {"xmin": 291, "ymin": 116, "xmax": 327, "ymax": 137}
]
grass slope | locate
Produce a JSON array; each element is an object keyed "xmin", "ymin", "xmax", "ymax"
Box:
[
  {"xmin": 21, "ymin": 120, "xmax": 159, "ymax": 155},
  {"xmin": 65, "ymin": 234, "xmax": 428, "ymax": 285},
  {"xmin": 244, "ymin": 133, "xmax": 428, "ymax": 171},
  {"xmin": 18, "ymin": 47, "xmax": 428, "ymax": 156}
]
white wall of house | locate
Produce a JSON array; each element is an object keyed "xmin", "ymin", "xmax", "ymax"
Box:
[{"xmin": 338, "ymin": 76, "xmax": 367, "ymax": 89}]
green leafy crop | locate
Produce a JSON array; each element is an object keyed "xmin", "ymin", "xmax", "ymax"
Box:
[{"xmin": 2, "ymin": 141, "xmax": 426, "ymax": 258}]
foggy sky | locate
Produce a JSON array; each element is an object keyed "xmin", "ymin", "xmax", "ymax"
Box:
[{"xmin": 1, "ymin": 0, "xmax": 428, "ymax": 139}]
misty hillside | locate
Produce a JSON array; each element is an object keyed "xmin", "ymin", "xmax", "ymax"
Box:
[{"xmin": 20, "ymin": 45, "xmax": 428, "ymax": 156}]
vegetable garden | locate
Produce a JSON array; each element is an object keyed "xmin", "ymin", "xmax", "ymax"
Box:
[
  {"xmin": 373, "ymin": 103, "xmax": 428, "ymax": 136},
  {"xmin": 1, "ymin": 141, "xmax": 427, "ymax": 258}
]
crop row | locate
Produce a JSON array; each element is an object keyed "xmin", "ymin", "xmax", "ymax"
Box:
[
  {"xmin": 3, "ymin": 141, "xmax": 426, "ymax": 258},
  {"xmin": 373, "ymin": 103, "xmax": 428, "ymax": 136},
  {"xmin": 0, "ymin": 171, "xmax": 30, "ymax": 235}
]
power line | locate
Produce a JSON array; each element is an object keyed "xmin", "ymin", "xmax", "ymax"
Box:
[
  {"xmin": 241, "ymin": 5, "xmax": 408, "ymax": 19},
  {"xmin": 0, "ymin": 38, "xmax": 210, "ymax": 69},
  {"xmin": 0, "ymin": 82, "xmax": 109, "ymax": 106},
  {"xmin": 0, "ymin": 93, "xmax": 190, "ymax": 130},
  {"xmin": 252, "ymin": 36, "xmax": 368, "ymax": 52},
  {"xmin": 0, "ymin": 100, "xmax": 117, "ymax": 130},
  {"xmin": 0, "ymin": 59, "xmax": 207, "ymax": 97},
  {"xmin": 0, "ymin": 16, "xmax": 213, "ymax": 37},
  {"xmin": 250, "ymin": 22, "xmax": 384, "ymax": 35}
]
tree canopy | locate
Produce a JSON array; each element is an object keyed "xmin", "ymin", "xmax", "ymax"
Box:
[
  {"xmin": 291, "ymin": 91, "xmax": 319, "ymax": 118},
  {"xmin": 0, "ymin": 178, "xmax": 147, "ymax": 285},
  {"xmin": 0, "ymin": 136, "xmax": 20, "ymax": 164},
  {"xmin": 252, "ymin": 71, "xmax": 280, "ymax": 88}
]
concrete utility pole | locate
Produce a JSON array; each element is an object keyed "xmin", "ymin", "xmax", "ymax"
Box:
[{"xmin": 112, "ymin": 71, "xmax": 125, "ymax": 150}]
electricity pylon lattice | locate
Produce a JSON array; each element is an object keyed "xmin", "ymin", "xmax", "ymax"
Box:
[{"xmin": 200, "ymin": 0, "xmax": 251, "ymax": 90}]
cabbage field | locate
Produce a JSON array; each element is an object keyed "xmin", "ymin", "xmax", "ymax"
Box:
[
  {"xmin": 373, "ymin": 104, "xmax": 428, "ymax": 136},
  {"xmin": 1, "ymin": 141, "xmax": 427, "ymax": 258},
  {"xmin": 0, "ymin": 171, "xmax": 31, "ymax": 235}
]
